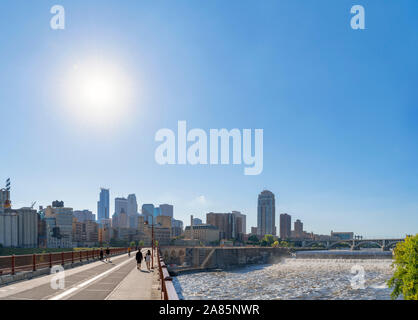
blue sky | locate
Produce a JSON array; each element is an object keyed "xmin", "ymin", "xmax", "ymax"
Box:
[{"xmin": 0, "ymin": 0, "xmax": 417, "ymax": 238}]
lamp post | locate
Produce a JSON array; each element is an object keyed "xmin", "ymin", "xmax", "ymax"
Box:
[{"xmin": 151, "ymin": 215, "xmax": 154, "ymax": 269}]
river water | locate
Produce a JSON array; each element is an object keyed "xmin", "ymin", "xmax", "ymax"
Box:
[{"xmin": 174, "ymin": 251, "xmax": 395, "ymax": 300}]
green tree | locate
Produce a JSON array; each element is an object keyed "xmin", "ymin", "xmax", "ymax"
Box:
[
  {"xmin": 138, "ymin": 240, "xmax": 145, "ymax": 247},
  {"xmin": 247, "ymin": 235, "xmax": 259, "ymax": 244},
  {"xmin": 387, "ymin": 234, "xmax": 418, "ymax": 300},
  {"xmin": 260, "ymin": 234, "xmax": 275, "ymax": 247},
  {"xmin": 129, "ymin": 241, "xmax": 136, "ymax": 248},
  {"xmin": 272, "ymin": 241, "xmax": 279, "ymax": 247}
]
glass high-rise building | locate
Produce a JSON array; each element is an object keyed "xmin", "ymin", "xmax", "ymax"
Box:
[
  {"xmin": 257, "ymin": 190, "xmax": 276, "ymax": 236},
  {"xmin": 127, "ymin": 194, "xmax": 138, "ymax": 216},
  {"xmin": 97, "ymin": 188, "xmax": 110, "ymax": 223},
  {"xmin": 159, "ymin": 204, "xmax": 173, "ymax": 218}
]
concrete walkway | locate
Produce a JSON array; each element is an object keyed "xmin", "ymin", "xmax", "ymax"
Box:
[
  {"xmin": 0, "ymin": 248, "xmax": 161, "ymax": 300},
  {"xmin": 106, "ymin": 256, "xmax": 160, "ymax": 300}
]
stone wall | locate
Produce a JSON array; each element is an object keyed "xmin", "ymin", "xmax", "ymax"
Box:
[{"xmin": 160, "ymin": 246, "xmax": 291, "ymax": 270}]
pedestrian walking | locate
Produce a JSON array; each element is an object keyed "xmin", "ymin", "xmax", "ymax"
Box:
[
  {"xmin": 145, "ymin": 249, "xmax": 151, "ymax": 271},
  {"xmin": 136, "ymin": 250, "xmax": 143, "ymax": 270},
  {"xmin": 99, "ymin": 248, "xmax": 104, "ymax": 261},
  {"xmin": 105, "ymin": 247, "xmax": 110, "ymax": 262}
]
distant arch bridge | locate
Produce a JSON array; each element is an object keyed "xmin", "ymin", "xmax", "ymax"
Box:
[{"xmin": 297, "ymin": 238, "xmax": 404, "ymax": 251}]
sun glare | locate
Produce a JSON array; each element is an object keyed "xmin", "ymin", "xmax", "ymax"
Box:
[{"xmin": 61, "ymin": 58, "xmax": 134, "ymax": 130}]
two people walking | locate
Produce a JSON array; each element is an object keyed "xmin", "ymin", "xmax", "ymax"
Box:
[{"xmin": 135, "ymin": 249, "xmax": 152, "ymax": 271}]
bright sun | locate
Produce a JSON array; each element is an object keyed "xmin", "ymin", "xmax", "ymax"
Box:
[{"xmin": 62, "ymin": 58, "xmax": 134, "ymax": 129}]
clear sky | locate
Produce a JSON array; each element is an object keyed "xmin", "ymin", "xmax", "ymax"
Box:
[{"xmin": 1, "ymin": 0, "xmax": 417, "ymax": 238}]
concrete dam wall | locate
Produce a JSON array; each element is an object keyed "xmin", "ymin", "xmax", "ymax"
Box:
[{"xmin": 160, "ymin": 247, "xmax": 292, "ymax": 271}]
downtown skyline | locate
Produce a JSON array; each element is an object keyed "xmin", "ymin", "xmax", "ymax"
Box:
[{"xmin": 1, "ymin": 1, "xmax": 417, "ymax": 239}]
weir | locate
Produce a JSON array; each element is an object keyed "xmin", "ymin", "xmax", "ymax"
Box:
[{"xmin": 160, "ymin": 247, "xmax": 292, "ymax": 274}]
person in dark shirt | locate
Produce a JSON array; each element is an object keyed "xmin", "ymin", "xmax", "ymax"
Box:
[{"xmin": 136, "ymin": 249, "xmax": 143, "ymax": 270}]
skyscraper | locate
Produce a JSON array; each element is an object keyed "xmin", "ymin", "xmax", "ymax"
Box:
[
  {"xmin": 142, "ymin": 204, "xmax": 154, "ymax": 224},
  {"xmin": 115, "ymin": 197, "xmax": 128, "ymax": 215},
  {"xmin": 280, "ymin": 213, "xmax": 292, "ymax": 240},
  {"xmin": 159, "ymin": 204, "xmax": 173, "ymax": 218},
  {"xmin": 127, "ymin": 194, "xmax": 138, "ymax": 216},
  {"xmin": 294, "ymin": 219, "xmax": 303, "ymax": 238},
  {"xmin": 257, "ymin": 190, "xmax": 276, "ymax": 236},
  {"xmin": 97, "ymin": 188, "xmax": 110, "ymax": 223}
]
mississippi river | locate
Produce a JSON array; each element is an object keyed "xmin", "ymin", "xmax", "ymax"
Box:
[{"xmin": 174, "ymin": 252, "xmax": 394, "ymax": 300}]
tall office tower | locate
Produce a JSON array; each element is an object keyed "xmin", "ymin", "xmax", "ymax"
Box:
[
  {"xmin": 153, "ymin": 207, "xmax": 161, "ymax": 219},
  {"xmin": 257, "ymin": 190, "xmax": 276, "ymax": 236},
  {"xmin": 206, "ymin": 212, "xmax": 237, "ymax": 240},
  {"xmin": 97, "ymin": 188, "xmax": 110, "ymax": 223},
  {"xmin": 232, "ymin": 211, "xmax": 247, "ymax": 235},
  {"xmin": 115, "ymin": 197, "xmax": 128, "ymax": 215},
  {"xmin": 159, "ymin": 204, "xmax": 174, "ymax": 218},
  {"xmin": 192, "ymin": 217, "xmax": 203, "ymax": 225},
  {"xmin": 280, "ymin": 213, "xmax": 292, "ymax": 240},
  {"xmin": 142, "ymin": 204, "xmax": 154, "ymax": 224},
  {"xmin": 294, "ymin": 219, "xmax": 303, "ymax": 238},
  {"xmin": 127, "ymin": 194, "xmax": 138, "ymax": 216}
]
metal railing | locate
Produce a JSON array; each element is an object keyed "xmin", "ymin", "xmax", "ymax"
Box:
[
  {"xmin": 0, "ymin": 248, "xmax": 128, "ymax": 276},
  {"xmin": 157, "ymin": 247, "xmax": 179, "ymax": 300}
]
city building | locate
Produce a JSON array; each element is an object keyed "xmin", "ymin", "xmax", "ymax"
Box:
[
  {"xmin": 159, "ymin": 204, "xmax": 173, "ymax": 218},
  {"xmin": 0, "ymin": 210, "xmax": 18, "ymax": 247},
  {"xmin": 97, "ymin": 188, "xmax": 110, "ymax": 223},
  {"xmin": 331, "ymin": 231, "xmax": 354, "ymax": 240},
  {"xmin": 280, "ymin": 213, "xmax": 291, "ymax": 239},
  {"xmin": 115, "ymin": 197, "xmax": 128, "ymax": 215},
  {"xmin": 232, "ymin": 211, "xmax": 246, "ymax": 235},
  {"xmin": 184, "ymin": 224, "xmax": 220, "ymax": 244},
  {"xmin": 44, "ymin": 202, "xmax": 74, "ymax": 246},
  {"xmin": 206, "ymin": 212, "xmax": 238, "ymax": 240},
  {"xmin": 294, "ymin": 219, "xmax": 303, "ymax": 238},
  {"xmin": 127, "ymin": 194, "xmax": 138, "ymax": 216},
  {"xmin": 73, "ymin": 210, "xmax": 95, "ymax": 223},
  {"xmin": 192, "ymin": 217, "xmax": 203, "ymax": 225},
  {"xmin": 153, "ymin": 207, "xmax": 161, "ymax": 219},
  {"xmin": 16, "ymin": 207, "xmax": 38, "ymax": 248},
  {"xmin": 171, "ymin": 218, "xmax": 184, "ymax": 237},
  {"xmin": 142, "ymin": 204, "xmax": 154, "ymax": 224},
  {"xmin": 257, "ymin": 190, "xmax": 276, "ymax": 236}
]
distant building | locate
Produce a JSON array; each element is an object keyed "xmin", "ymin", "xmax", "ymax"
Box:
[
  {"xmin": 127, "ymin": 194, "xmax": 138, "ymax": 216},
  {"xmin": 251, "ymin": 227, "xmax": 258, "ymax": 235},
  {"xmin": 159, "ymin": 204, "xmax": 174, "ymax": 218},
  {"xmin": 232, "ymin": 211, "xmax": 246, "ymax": 235},
  {"xmin": 331, "ymin": 231, "xmax": 354, "ymax": 240},
  {"xmin": 44, "ymin": 204, "xmax": 74, "ymax": 246},
  {"xmin": 73, "ymin": 210, "xmax": 95, "ymax": 223},
  {"xmin": 184, "ymin": 224, "xmax": 220, "ymax": 244},
  {"xmin": 0, "ymin": 210, "xmax": 18, "ymax": 247},
  {"xmin": 142, "ymin": 204, "xmax": 154, "ymax": 224},
  {"xmin": 16, "ymin": 208, "xmax": 38, "ymax": 248},
  {"xmin": 153, "ymin": 207, "xmax": 161, "ymax": 219},
  {"xmin": 171, "ymin": 219, "xmax": 183, "ymax": 237},
  {"xmin": 294, "ymin": 219, "xmax": 303, "ymax": 238},
  {"xmin": 115, "ymin": 197, "xmax": 128, "ymax": 216},
  {"xmin": 97, "ymin": 188, "xmax": 110, "ymax": 223},
  {"xmin": 206, "ymin": 212, "xmax": 238, "ymax": 240},
  {"xmin": 192, "ymin": 217, "xmax": 203, "ymax": 225},
  {"xmin": 257, "ymin": 190, "xmax": 276, "ymax": 236},
  {"xmin": 280, "ymin": 213, "xmax": 291, "ymax": 240}
]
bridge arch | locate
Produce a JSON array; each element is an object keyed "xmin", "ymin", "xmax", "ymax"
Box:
[
  {"xmin": 353, "ymin": 241, "xmax": 383, "ymax": 250},
  {"xmin": 385, "ymin": 241, "xmax": 401, "ymax": 250},
  {"xmin": 327, "ymin": 241, "xmax": 352, "ymax": 249}
]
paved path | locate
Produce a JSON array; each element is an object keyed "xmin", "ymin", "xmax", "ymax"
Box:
[{"xmin": 0, "ymin": 248, "xmax": 161, "ymax": 300}]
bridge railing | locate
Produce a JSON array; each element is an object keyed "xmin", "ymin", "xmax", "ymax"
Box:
[
  {"xmin": 157, "ymin": 247, "xmax": 179, "ymax": 300},
  {"xmin": 0, "ymin": 248, "xmax": 128, "ymax": 276}
]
